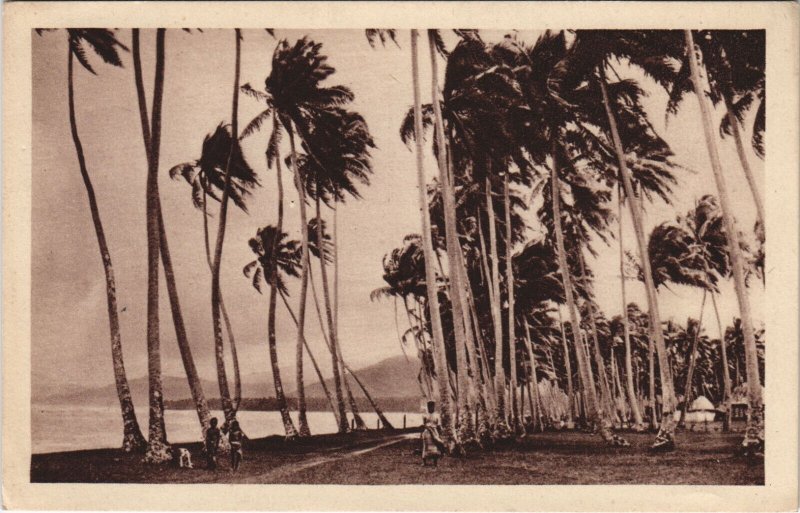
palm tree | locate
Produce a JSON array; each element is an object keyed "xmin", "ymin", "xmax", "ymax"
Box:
[
  {"xmin": 244, "ymin": 224, "xmax": 300, "ymax": 437},
  {"xmin": 410, "ymin": 29, "xmax": 457, "ymax": 450},
  {"xmin": 244, "ymin": 37, "xmax": 369, "ymax": 434},
  {"xmin": 663, "ymin": 30, "xmax": 765, "ymax": 226},
  {"xmin": 168, "ymin": 123, "xmax": 259, "ymax": 431},
  {"xmin": 616, "ymin": 185, "xmax": 644, "ymax": 430},
  {"xmin": 296, "ymin": 103, "xmax": 376, "ymax": 432},
  {"xmin": 427, "ymin": 30, "xmax": 477, "ymax": 443},
  {"xmin": 209, "ymin": 29, "xmax": 244, "ymax": 426},
  {"xmin": 55, "ymin": 28, "xmax": 146, "ymax": 452},
  {"xmin": 132, "ymin": 28, "xmax": 171, "ymax": 463},
  {"xmin": 493, "ymin": 31, "xmax": 615, "ymax": 443},
  {"xmin": 684, "ymin": 30, "xmax": 763, "ymax": 454}
]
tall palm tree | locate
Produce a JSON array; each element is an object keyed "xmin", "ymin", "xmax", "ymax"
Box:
[
  {"xmin": 56, "ymin": 29, "xmax": 146, "ymax": 452},
  {"xmin": 246, "ymin": 37, "xmax": 369, "ymax": 434},
  {"xmin": 132, "ymin": 28, "xmax": 171, "ymax": 463},
  {"xmin": 410, "ymin": 29, "xmax": 457, "ymax": 450},
  {"xmin": 244, "ymin": 224, "xmax": 300, "ymax": 437},
  {"xmin": 684, "ymin": 30, "xmax": 763, "ymax": 454},
  {"xmin": 616, "ymin": 185, "xmax": 644, "ymax": 430},
  {"xmin": 209, "ymin": 29, "xmax": 243, "ymax": 425},
  {"xmin": 427, "ymin": 30, "xmax": 476, "ymax": 443},
  {"xmin": 168, "ymin": 123, "xmax": 258, "ymax": 430},
  {"xmin": 663, "ymin": 30, "xmax": 765, "ymax": 226},
  {"xmin": 494, "ymin": 31, "xmax": 620, "ymax": 444}
]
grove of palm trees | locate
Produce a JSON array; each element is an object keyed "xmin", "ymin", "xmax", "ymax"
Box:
[{"xmin": 31, "ymin": 28, "xmax": 765, "ymax": 484}]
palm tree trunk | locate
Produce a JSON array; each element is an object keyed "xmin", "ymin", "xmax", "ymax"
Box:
[
  {"xmin": 133, "ymin": 28, "xmax": 170, "ymax": 463},
  {"xmin": 279, "ymin": 289, "xmax": 340, "ymax": 421},
  {"xmin": 557, "ymin": 309, "xmax": 575, "ymax": 427},
  {"xmin": 344, "ymin": 364, "xmax": 395, "ymax": 430},
  {"xmin": 679, "ymin": 290, "xmax": 707, "ymax": 427},
  {"xmin": 551, "ymin": 150, "xmax": 615, "ymax": 443},
  {"xmin": 618, "ymin": 186, "xmax": 644, "ymax": 430},
  {"xmin": 486, "ymin": 177, "xmax": 510, "ymax": 436},
  {"xmin": 328, "ymin": 205, "xmax": 367, "ymax": 430},
  {"xmin": 428, "ymin": 33, "xmax": 474, "ymax": 444},
  {"xmin": 724, "ymin": 97, "xmax": 765, "ymax": 229},
  {"xmin": 157, "ymin": 202, "xmax": 211, "ymax": 437},
  {"xmin": 503, "ymin": 174, "xmax": 520, "ymax": 434},
  {"xmin": 282, "ymin": 142, "xmax": 310, "ymax": 437},
  {"xmin": 201, "ymin": 192, "xmax": 242, "ymax": 416},
  {"xmin": 69, "ymin": 44, "xmax": 145, "ymax": 453},
  {"xmin": 313, "ymin": 196, "xmax": 360, "ymax": 432},
  {"xmin": 711, "ymin": 292, "xmax": 733, "ymax": 431},
  {"xmin": 410, "ymin": 29, "xmax": 457, "ymax": 451},
  {"xmin": 685, "ymin": 31, "xmax": 763, "ymax": 448},
  {"xmin": 648, "ymin": 334, "xmax": 656, "ymax": 429},
  {"xmin": 598, "ymin": 63, "xmax": 676, "ymax": 445},
  {"xmin": 210, "ymin": 29, "xmax": 243, "ymax": 424}
]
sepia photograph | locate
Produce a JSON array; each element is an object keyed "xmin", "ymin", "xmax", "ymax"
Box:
[{"xmin": 3, "ymin": 1, "xmax": 799, "ymax": 510}]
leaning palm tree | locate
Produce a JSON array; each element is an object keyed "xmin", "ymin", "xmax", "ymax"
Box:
[
  {"xmin": 242, "ymin": 37, "xmax": 361, "ymax": 434},
  {"xmin": 52, "ymin": 28, "xmax": 146, "ymax": 452},
  {"xmin": 132, "ymin": 28, "xmax": 171, "ymax": 463},
  {"xmin": 684, "ymin": 30, "xmax": 763, "ymax": 455},
  {"xmin": 244, "ymin": 225, "xmax": 301, "ymax": 438},
  {"xmin": 169, "ymin": 123, "xmax": 258, "ymax": 421},
  {"xmin": 409, "ymin": 29, "xmax": 457, "ymax": 450},
  {"xmin": 209, "ymin": 29, "xmax": 244, "ymax": 426}
]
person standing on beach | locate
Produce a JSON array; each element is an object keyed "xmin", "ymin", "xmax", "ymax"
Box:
[
  {"xmin": 225, "ymin": 420, "xmax": 244, "ymax": 472},
  {"xmin": 204, "ymin": 417, "xmax": 222, "ymax": 470},
  {"xmin": 421, "ymin": 401, "xmax": 444, "ymax": 466}
]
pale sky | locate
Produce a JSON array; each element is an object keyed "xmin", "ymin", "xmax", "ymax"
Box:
[{"xmin": 31, "ymin": 29, "xmax": 764, "ymax": 397}]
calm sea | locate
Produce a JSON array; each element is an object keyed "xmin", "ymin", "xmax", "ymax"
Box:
[{"xmin": 31, "ymin": 404, "xmax": 422, "ymax": 454}]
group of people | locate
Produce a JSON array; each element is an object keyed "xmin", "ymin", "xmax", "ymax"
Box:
[{"xmin": 202, "ymin": 417, "xmax": 244, "ymax": 471}]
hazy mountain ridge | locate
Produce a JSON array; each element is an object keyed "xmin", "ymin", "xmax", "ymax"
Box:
[{"xmin": 36, "ymin": 354, "xmax": 420, "ymax": 406}]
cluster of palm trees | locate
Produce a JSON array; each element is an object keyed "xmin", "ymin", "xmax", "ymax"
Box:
[
  {"xmin": 373, "ymin": 29, "xmax": 764, "ymax": 454},
  {"xmin": 55, "ymin": 27, "xmax": 764, "ymax": 464}
]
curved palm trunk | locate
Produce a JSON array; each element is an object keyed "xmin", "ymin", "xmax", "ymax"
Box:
[
  {"xmin": 133, "ymin": 28, "xmax": 171, "ymax": 463},
  {"xmin": 503, "ymin": 175, "xmax": 520, "ymax": 434},
  {"xmin": 557, "ymin": 309, "xmax": 575, "ymax": 427},
  {"xmin": 711, "ymin": 292, "xmax": 733, "ymax": 431},
  {"xmin": 679, "ymin": 290, "xmax": 707, "ymax": 427},
  {"xmin": 345, "ymin": 364, "xmax": 395, "ymax": 430},
  {"xmin": 201, "ymin": 193, "xmax": 242, "ymax": 415},
  {"xmin": 685, "ymin": 31, "xmax": 763, "ymax": 449},
  {"xmin": 597, "ymin": 64, "xmax": 676, "ymax": 446},
  {"xmin": 312, "ymin": 195, "xmax": 357, "ymax": 432},
  {"xmin": 551, "ymin": 153, "xmax": 616, "ymax": 443},
  {"xmin": 157, "ymin": 203, "xmax": 211, "ymax": 437},
  {"xmin": 68, "ymin": 46, "xmax": 146, "ymax": 453},
  {"xmin": 268, "ymin": 128, "xmax": 306, "ymax": 438},
  {"xmin": 279, "ymin": 289, "xmax": 340, "ymax": 419},
  {"xmin": 724, "ymin": 97, "xmax": 765, "ymax": 228},
  {"xmin": 428, "ymin": 34, "xmax": 475, "ymax": 445},
  {"xmin": 648, "ymin": 334, "xmax": 657, "ymax": 429},
  {"xmin": 486, "ymin": 177, "xmax": 510, "ymax": 436},
  {"xmin": 618, "ymin": 187, "xmax": 644, "ymax": 430},
  {"xmin": 210, "ymin": 30, "xmax": 243, "ymax": 424},
  {"xmin": 410, "ymin": 29, "xmax": 457, "ymax": 451}
]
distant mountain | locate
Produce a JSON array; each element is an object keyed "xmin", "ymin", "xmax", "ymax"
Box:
[
  {"xmin": 37, "ymin": 355, "xmax": 421, "ymax": 406},
  {"xmin": 294, "ymin": 354, "xmax": 421, "ymax": 399}
]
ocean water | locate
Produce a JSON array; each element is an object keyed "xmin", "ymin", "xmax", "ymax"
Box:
[{"xmin": 31, "ymin": 404, "xmax": 422, "ymax": 454}]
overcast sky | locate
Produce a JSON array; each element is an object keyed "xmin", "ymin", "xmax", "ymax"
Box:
[{"xmin": 31, "ymin": 29, "xmax": 764, "ymax": 398}]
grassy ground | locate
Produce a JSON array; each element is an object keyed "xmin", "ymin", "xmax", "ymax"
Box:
[{"xmin": 30, "ymin": 429, "xmax": 763, "ymax": 485}]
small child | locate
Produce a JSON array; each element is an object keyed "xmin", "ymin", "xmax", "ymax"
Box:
[
  {"xmin": 226, "ymin": 420, "xmax": 244, "ymax": 472},
  {"xmin": 204, "ymin": 417, "xmax": 222, "ymax": 470}
]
